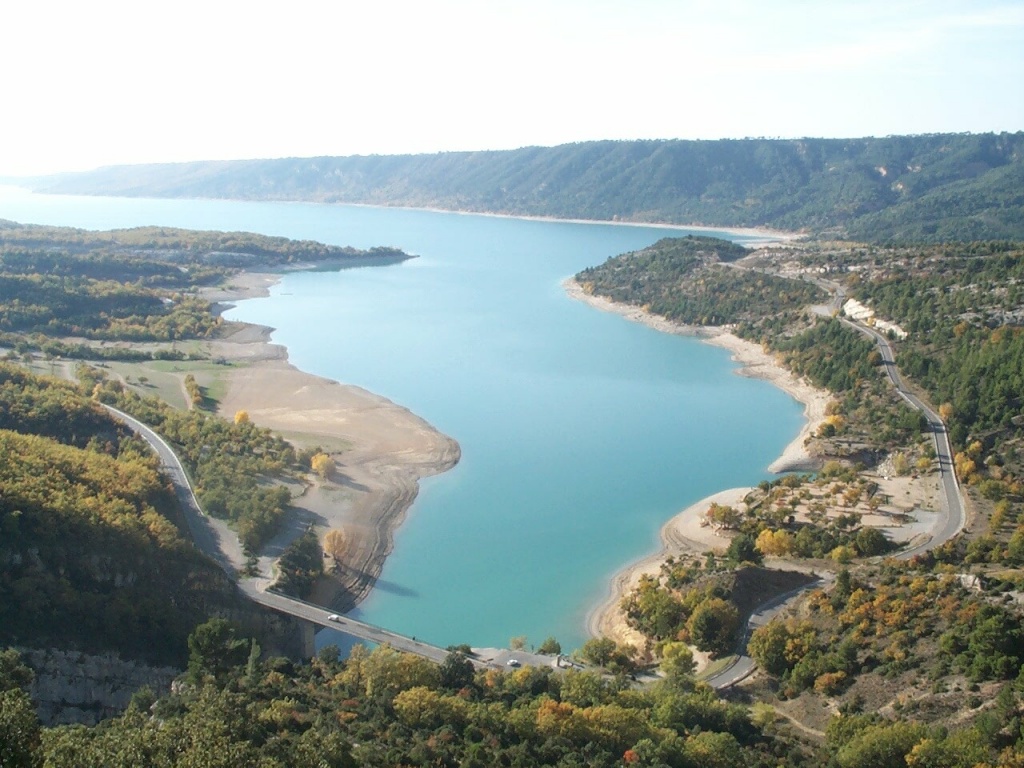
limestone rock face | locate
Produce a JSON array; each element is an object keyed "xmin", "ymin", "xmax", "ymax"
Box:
[{"xmin": 21, "ymin": 647, "xmax": 179, "ymax": 725}]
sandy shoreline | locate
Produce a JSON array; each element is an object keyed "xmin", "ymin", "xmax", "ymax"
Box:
[
  {"xmin": 564, "ymin": 277, "xmax": 832, "ymax": 646},
  {"xmin": 201, "ymin": 269, "xmax": 460, "ymax": 611},
  {"xmin": 586, "ymin": 488, "xmax": 742, "ymax": 648},
  {"xmin": 351, "ymin": 202, "xmax": 803, "ymax": 246}
]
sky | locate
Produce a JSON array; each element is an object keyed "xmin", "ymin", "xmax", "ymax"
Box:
[{"xmin": 1, "ymin": 0, "xmax": 1022, "ymax": 176}]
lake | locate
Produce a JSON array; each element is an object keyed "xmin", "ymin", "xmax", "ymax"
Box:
[{"xmin": 0, "ymin": 186, "xmax": 803, "ymax": 652}]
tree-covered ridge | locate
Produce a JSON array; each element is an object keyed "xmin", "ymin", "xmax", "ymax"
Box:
[
  {"xmin": 847, "ymin": 242, "xmax": 1024, "ymax": 443},
  {"xmin": 0, "ymin": 222, "xmax": 411, "ymax": 353},
  {"xmin": 0, "ymin": 220, "xmax": 409, "ymax": 268},
  {"xmin": 33, "ymin": 132, "xmax": 1024, "ymax": 242},
  {"xmin": 0, "ymin": 363, "xmax": 131, "ymax": 448},
  {"xmin": 0, "ymin": 366, "xmax": 241, "ymax": 665},
  {"xmin": 577, "ymin": 236, "xmax": 823, "ymax": 327},
  {"xmin": 17, "ymin": 628, "xmax": 798, "ymax": 768},
  {"xmin": 0, "ymin": 273, "xmax": 219, "ymax": 340}
]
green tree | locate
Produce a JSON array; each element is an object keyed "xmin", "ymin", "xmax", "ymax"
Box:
[
  {"xmin": 186, "ymin": 619, "xmax": 250, "ymax": 683},
  {"xmin": 855, "ymin": 527, "xmax": 890, "ymax": 557},
  {"xmin": 686, "ymin": 598, "xmax": 740, "ymax": 656},
  {"xmin": 579, "ymin": 637, "xmax": 617, "ymax": 667},
  {"xmin": 0, "ymin": 688, "xmax": 41, "ymax": 768},
  {"xmin": 748, "ymin": 621, "xmax": 792, "ymax": 676},
  {"xmin": 438, "ymin": 650, "xmax": 474, "ymax": 691},
  {"xmin": 560, "ymin": 670, "xmax": 615, "ymax": 708},
  {"xmin": 0, "ymin": 651, "xmax": 33, "ymax": 694},
  {"xmin": 274, "ymin": 528, "xmax": 324, "ymax": 598},
  {"xmin": 683, "ymin": 730, "xmax": 745, "ymax": 768},
  {"xmin": 725, "ymin": 533, "xmax": 762, "ymax": 565},
  {"xmin": 660, "ymin": 641, "xmax": 696, "ymax": 680},
  {"xmin": 834, "ymin": 721, "xmax": 929, "ymax": 768},
  {"xmin": 537, "ymin": 636, "xmax": 562, "ymax": 655}
]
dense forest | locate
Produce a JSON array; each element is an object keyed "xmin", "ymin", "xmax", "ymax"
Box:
[
  {"xmin": 6, "ymin": 612, "xmax": 1021, "ymax": 768},
  {"xmin": 0, "ymin": 220, "xmax": 409, "ymax": 268},
  {"xmin": 30, "ymin": 132, "xmax": 1024, "ymax": 242}
]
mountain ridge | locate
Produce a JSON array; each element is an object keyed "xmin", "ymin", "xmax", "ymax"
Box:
[{"xmin": 29, "ymin": 132, "xmax": 1024, "ymax": 243}]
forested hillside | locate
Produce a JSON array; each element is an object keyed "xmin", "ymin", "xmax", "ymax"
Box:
[
  {"xmin": 31, "ymin": 133, "xmax": 1024, "ymax": 242},
  {"xmin": 0, "ymin": 365, "xmax": 257, "ymax": 666},
  {"xmin": 0, "ymin": 221, "xmax": 410, "ymax": 362},
  {"xmin": 574, "ymin": 237, "xmax": 1024, "ymax": 764}
]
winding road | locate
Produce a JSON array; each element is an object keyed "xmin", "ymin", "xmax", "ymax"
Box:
[{"xmin": 704, "ymin": 274, "xmax": 967, "ymax": 689}]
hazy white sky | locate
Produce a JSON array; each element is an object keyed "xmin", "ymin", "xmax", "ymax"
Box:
[{"xmin": 1, "ymin": 0, "xmax": 1022, "ymax": 175}]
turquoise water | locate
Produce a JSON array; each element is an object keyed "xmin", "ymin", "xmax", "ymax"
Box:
[{"xmin": 0, "ymin": 187, "xmax": 803, "ymax": 652}]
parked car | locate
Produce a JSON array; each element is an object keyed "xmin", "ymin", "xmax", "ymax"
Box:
[
  {"xmin": 506, "ymin": 659, "xmax": 520, "ymax": 667},
  {"xmin": 327, "ymin": 614, "xmax": 341, "ymax": 622}
]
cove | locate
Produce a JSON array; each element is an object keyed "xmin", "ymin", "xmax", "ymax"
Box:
[{"xmin": 0, "ymin": 187, "xmax": 804, "ymax": 652}]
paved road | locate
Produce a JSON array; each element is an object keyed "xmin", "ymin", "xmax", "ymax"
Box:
[
  {"xmin": 101, "ymin": 402, "xmax": 484, "ymax": 668},
  {"xmin": 837, "ymin": 318, "xmax": 965, "ymax": 559},
  {"xmin": 704, "ymin": 575, "xmax": 832, "ymax": 689},
  {"xmin": 100, "ymin": 404, "xmax": 239, "ymax": 575},
  {"xmin": 705, "ymin": 275, "xmax": 966, "ymax": 689}
]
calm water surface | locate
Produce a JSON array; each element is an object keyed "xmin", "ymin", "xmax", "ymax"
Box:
[{"xmin": 1, "ymin": 187, "xmax": 803, "ymax": 651}]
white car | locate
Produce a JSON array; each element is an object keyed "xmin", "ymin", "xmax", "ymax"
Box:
[
  {"xmin": 327, "ymin": 614, "xmax": 341, "ymax": 622},
  {"xmin": 506, "ymin": 659, "xmax": 520, "ymax": 667}
]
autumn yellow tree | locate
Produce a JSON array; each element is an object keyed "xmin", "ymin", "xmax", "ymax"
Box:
[
  {"xmin": 234, "ymin": 410, "xmax": 250, "ymax": 425},
  {"xmin": 756, "ymin": 528, "xmax": 794, "ymax": 557},
  {"xmin": 183, "ymin": 374, "xmax": 202, "ymax": 406},
  {"xmin": 311, "ymin": 452, "xmax": 335, "ymax": 480},
  {"xmin": 323, "ymin": 528, "xmax": 347, "ymax": 563},
  {"xmin": 954, "ymin": 452, "xmax": 977, "ymax": 482}
]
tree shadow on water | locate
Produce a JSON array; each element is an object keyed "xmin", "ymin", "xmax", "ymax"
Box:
[{"xmin": 371, "ymin": 578, "xmax": 419, "ymax": 598}]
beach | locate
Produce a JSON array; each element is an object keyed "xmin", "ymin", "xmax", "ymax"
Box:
[{"xmin": 565, "ymin": 277, "xmax": 832, "ymax": 648}]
